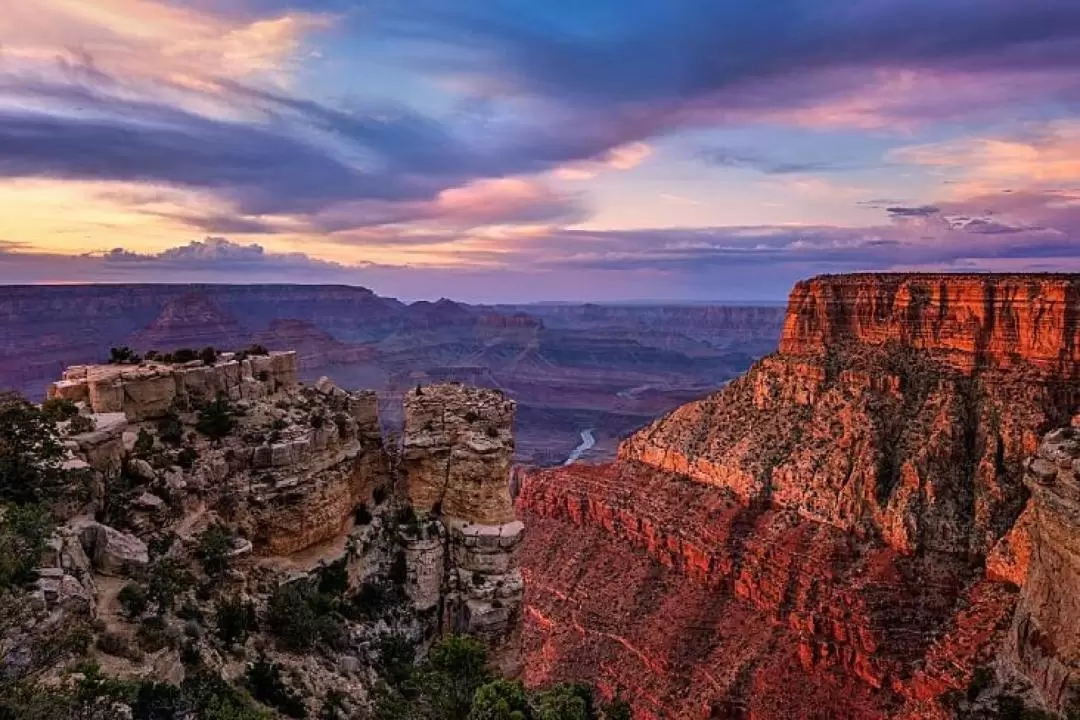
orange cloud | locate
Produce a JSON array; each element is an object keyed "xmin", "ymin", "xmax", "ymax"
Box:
[
  {"xmin": 0, "ymin": 0, "xmax": 330, "ymax": 89},
  {"xmin": 554, "ymin": 142, "xmax": 652, "ymax": 180},
  {"xmin": 890, "ymin": 120, "xmax": 1080, "ymax": 195}
]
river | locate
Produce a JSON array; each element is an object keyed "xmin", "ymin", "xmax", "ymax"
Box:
[{"xmin": 563, "ymin": 428, "xmax": 596, "ymax": 466}]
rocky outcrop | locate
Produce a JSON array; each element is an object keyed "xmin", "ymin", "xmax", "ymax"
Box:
[
  {"xmin": 48, "ymin": 351, "xmax": 298, "ymax": 421},
  {"xmin": 75, "ymin": 520, "xmax": 149, "ymax": 576},
  {"xmin": 402, "ymin": 383, "xmax": 524, "ymax": 676},
  {"xmin": 403, "ymin": 384, "xmax": 516, "ymax": 525},
  {"xmin": 1007, "ymin": 428, "xmax": 1080, "ymax": 713},
  {"xmin": 621, "ymin": 274, "xmax": 1080, "ymax": 556}
]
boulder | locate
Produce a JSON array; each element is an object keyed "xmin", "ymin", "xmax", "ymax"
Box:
[{"xmin": 76, "ymin": 521, "xmax": 149, "ymax": 576}]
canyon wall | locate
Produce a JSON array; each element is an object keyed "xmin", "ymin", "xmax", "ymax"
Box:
[
  {"xmin": 520, "ymin": 273, "xmax": 1080, "ymax": 718},
  {"xmin": 402, "ymin": 383, "xmax": 525, "ymax": 676},
  {"xmin": 1008, "ymin": 429, "xmax": 1080, "ymax": 713}
]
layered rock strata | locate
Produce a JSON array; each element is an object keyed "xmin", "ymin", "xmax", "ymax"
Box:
[
  {"xmin": 402, "ymin": 384, "xmax": 524, "ymax": 676},
  {"xmin": 519, "ymin": 273, "xmax": 1080, "ymax": 718},
  {"xmin": 622, "ymin": 274, "xmax": 1080, "ymax": 556},
  {"xmin": 1008, "ymin": 429, "xmax": 1080, "ymax": 713}
]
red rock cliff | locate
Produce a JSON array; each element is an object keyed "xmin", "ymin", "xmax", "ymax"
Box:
[
  {"xmin": 621, "ymin": 274, "xmax": 1080, "ymax": 556},
  {"xmin": 780, "ymin": 274, "xmax": 1080, "ymax": 375},
  {"xmin": 518, "ymin": 273, "xmax": 1080, "ymax": 719}
]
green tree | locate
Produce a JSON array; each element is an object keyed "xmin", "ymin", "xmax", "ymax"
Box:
[
  {"xmin": 40, "ymin": 398, "xmax": 78, "ymax": 422},
  {"xmin": 196, "ymin": 396, "xmax": 236, "ymax": 440},
  {"xmin": 468, "ymin": 680, "xmax": 529, "ymax": 720},
  {"xmin": 147, "ymin": 558, "xmax": 193, "ymax": 614},
  {"xmin": 109, "ymin": 347, "xmax": 142, "ymax": 365},
  {"xmin": 533, "ymin": 684, "xmax": 589, "ymax": 720},
  {"xmin": 196, "ymin": 525, "xmax": 233, "ymax": 578},
  {"xmin": 216, "ymin": 596, "xmax": 258, "ymax": 646},
  {"xmin": 0, "ymin": 393, "xmax": 68, "ymax": 505},
  {"xmin": 0, "ymin": 502, "xmax": 53, "ymax": 588}
]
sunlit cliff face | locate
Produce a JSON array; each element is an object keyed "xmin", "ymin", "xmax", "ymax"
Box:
[{"xmin": 1, "ymin": 0, "xmax": 1080, "ymax": 300}]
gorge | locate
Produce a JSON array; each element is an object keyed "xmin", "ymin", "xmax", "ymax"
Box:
[{"xmin": 518, "ymin": 274, "xmax": 1080, "ymax": 718}]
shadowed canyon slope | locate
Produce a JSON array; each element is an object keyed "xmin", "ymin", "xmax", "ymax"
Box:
[
  {"xmin": 0, "ymin": 285, "xmax": 783, "ymax": 465},
  {"xmin": 518, "ymin": 274, "xmax": 1080, "ymax": 718}
]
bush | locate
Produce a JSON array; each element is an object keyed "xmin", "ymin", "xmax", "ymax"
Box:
[
  {"xmin": 196, "ymin": 525, "xmax": 233, "ymax": 578},
  {"xmin": 118, "ymin": 583, "xmax": 149, "ymax": 620},
  {"xmin": 176, "ymin": 447, "xmax": 198, "ymax": 469},
  {"xmin": 96, "ymin": 631, "xmax": 142, "ymax": 661},
  {"xmin": 68, "ymin": 414, "xmax": 95, "ymax": 435},
  {"xmin": 171, "ymin": 349, "xmax": 198, "ymax": 364},
  {"xmin": 147, "ymin": 558, "xmax": 193, "ymax": 614},
  {"xmin": 317, "ymin": 559, "xmax": 349, "ymax": 598},
  {"xmin": 375, "ymin": 635, "xmax": 416, "ymax": 687},
  {"xmin": 388, "ymin": 551, "xmax": 407, "ymax": 586},
  {"xmin": 309, "ymin": 413, "xmax": 325, "ymax": 430},
  {"xmin": 41, "ymin": 397, "xmax": 78, "ymax": 422},
  {"xmin": 196, "ymin": 396, "xmax": 236, "ymax": 440},
  {"xmin": 133, "ymin": 428, "xmax": 155, "ymax": 458},
  {"xmin": 157, "ymin": 410, "xmax": 184, "ymax": 447},
  {"xmin": 265, "ymin": 581, "xmax": 345, "ymax": 653},
  {"xmin": 354, "ymin": 503, "xmax": 372, "ymax": 526},
  {"xmin": 469, "ymin": 680, "xmax": 529, "ymax": 720},
  {"xmin": 244, "ymin": 345, "xmax": 269, "ymax": 356},
  {"xmin": 533, "ymin": 683, "xmax": 591, "ymax": 720},
  {"xmin": 246, "ymin": 657, "xmax": 307, "ymax": 718},
  {"xmin": 109, "ymin": 346, "xmax": 141, "ymax": 365},
  {"xmin": 181, "ymin": 665, "xmax": 274, "ymax": 720},
  {"xmin": 216, "ymin": 596, "xmax": 258, "ymax": 646},
  {"xmin": 136, "ymin": 614, "xmax": 172, "ymax": 653},
  {"xmin": 0, "ymin": 502, "xmax": 54, "ymax": 588},
  {"xmin": 200, "ymin": 347, "xmax": 218, "ymax": 366},
  {"xmin": 967, "ymin": 665, "xmax": 994, "ymax": 702}
]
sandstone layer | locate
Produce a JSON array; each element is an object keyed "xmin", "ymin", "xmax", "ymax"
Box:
[
  {"xmin": 520, "ymin": 273, "xmax": 1080, "ymax": 718},
  {"xmin": 1008, "ymin": 429, "xmax": 1080, "ymax": 712},
  {"xmin": 401, "ymin": 383, "xmax": 525, "ymax": 676}
]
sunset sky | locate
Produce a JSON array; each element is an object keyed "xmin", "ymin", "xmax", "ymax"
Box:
[{"xmin": 1, "ymin": 0, "xmax": 1079, "ymax": 301}]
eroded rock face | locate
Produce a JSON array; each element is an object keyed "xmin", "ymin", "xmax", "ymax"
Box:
[
  {"xmin": 779, "ymin": 274, "xmax": 1080, "ymax": 375},
  {"xmin": 401, "ymin": 383, "xmax": 524, "ymax": 675},
  {"xmin": 1008, "ymin": 429, "xmax": 1080, "ymax": 712},
  {"xmin": 518, "ymin": 273, "xmax": 1080, "ymax": 718},
  {"xmin": 49, "ymin": 351, "xmax": 299, "ymax": 421},
  {"xmin": 621, "ymin": 274, "xmax": 1080, "ymax": 556},
  {"xmin": 403, "ymin": 384, "xmax": 516, "ymax": 524}
]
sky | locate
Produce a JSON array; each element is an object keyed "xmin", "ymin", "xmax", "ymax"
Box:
[{"xmin": 0, "ymin": 1, "xmax": 1079, "ymax": 301}]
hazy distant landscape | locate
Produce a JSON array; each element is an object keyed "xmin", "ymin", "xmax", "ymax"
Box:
[{"xmin": 0, "ymin": 284, "xmax": 784, "ymax": 465}]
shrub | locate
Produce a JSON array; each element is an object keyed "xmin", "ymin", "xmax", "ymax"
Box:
[
  {"xmin": 133, "ymin": 428, "xmax": 155, "ymax": 458},
  {"xmin": 533, "ymin": 683, "xmax": 592, "ymax": 720},
  {"xmin": 469, "ymin": 680, "xmax": 529, "ymax": 720},
  {"xmin": 388, "ymin": 551, "xmax": 407, "ymax": 586},
  {"xmin": 118, "ymin": 583, "xmax": 149, "ymax": 620},
  {"xmin": 171, "ymin": 348, "xmax": 198, "ymax": 364},
  {"xmin": 0, "ymin": 502, "xmax": 54, "ymax": 588},
  {"xmin": 967, "ymin": 665, "xmax": 994, "ymax": 702},
  {"xmin": 246, "ymin": 657, "xmax": 307, "ymax": 718},
  {"xmin": 318, "ymin": 689, "xmax": 347, "ymax": 720},
  {"xmin": 265, "ymin": 581, "xmax": 345, "ymax": 653},
  {"xmin": 176, "ymin": 447, "xmax": 198, "ymax": 469},
  {"xmin": 196, "ymin": 396, "xmax": 236, "ymax": 440},
  {"xmin": 157, "ymin": 410, "xmax": 184, "ymax": 447},
  {"xmin": 68, "ymin": 414, "xmax": 95, "ymax": 435},
  {"xmin": 354, "ymin": 503, "xmax": 372, "ymax": 526},
  {"xmin": 317, "ymin": 559, "xmax": 349, "ymax": 598},
  {"xmin": 0, "ymin": 394, "xmax": 69, "ymax": 505},
  {"xmin": 372, "ymin": 485, "xmax": 388, "ymax": 506},
  {"xmin": 244, "ymin": 345, "xmax": 269, "ymax": 356},
  {"xmin": 41, "ymin": 397, "xmax": 78, "ymax": 422},
  {"xmin": 196, "ymin": 524, "xmax": 233, "ymax": 578},
  {"xmin": 309, "ymin": 413, "xmax": 325, "ymax": 430},
  {"xmin": 136, "ymin": 614, "xmax": 172, "ymax": 652},
  {"xmin": 199, "ymin": 347, "xmax": 218, "ymax": 366},
  {"xmin": 109, "ymin": 346, "xmax": 141, "ymax": 365},
  {"xmin": 216, "ymin": 596, "xmax": 258, "ymax": 646},
  {"xmin": 147, "ymin": 558, "xmax": 193, "ymax": 614},
  {"xmin": 375, "ymin": 635, "xmax": 416, "ymax": 687},
  {"xmin": 96, "ymin": 631, "xmax": 141, "ymax": 661}
]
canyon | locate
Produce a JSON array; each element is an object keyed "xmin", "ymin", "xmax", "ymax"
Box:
[
  {"xmin": 0, "ymin": 285, "xmax": 783, "ymax": 466},
  {"xmin": 2, "ymin": 352, "xmax": 527, "ymax": 716},
  {"xmin": 518, "ymin": 274, "xmax": 1080, "ymax": 718}
]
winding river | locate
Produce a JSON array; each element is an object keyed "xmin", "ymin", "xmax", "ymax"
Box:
[{"xmin": 563, "ymin": 428, "xmax": 596, "ymax": 466}]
